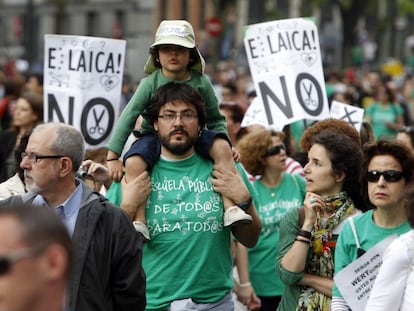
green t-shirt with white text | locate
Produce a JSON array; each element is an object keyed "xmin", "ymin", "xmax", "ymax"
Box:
[
  {"xmin": 249, "ymin": 173, "xmax": 305, "ymax": 297},
  {"xmin": 143, "ymin": 153, "xmax": 255, "ymax": 310}
]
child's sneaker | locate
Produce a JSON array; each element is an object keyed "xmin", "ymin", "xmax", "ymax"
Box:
[
  {"xmin": 223, "ymin": 206, "xmax": 252, "ymax": 227},
  {"xmin": 133, "ymin": 221, "xmax": 150, "ymax": 241}
]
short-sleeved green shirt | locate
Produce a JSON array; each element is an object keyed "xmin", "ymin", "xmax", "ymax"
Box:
[
  {"xmin": 249, "ymin": 173, "xmax": 305, "ymax": 297},
  {"xmin": 333, "ymin": 209, "xmax": 410, "ymax": 298},
  {"xmin": 143, "ymin": 153, "xmax": 255, "ymax": 310}
]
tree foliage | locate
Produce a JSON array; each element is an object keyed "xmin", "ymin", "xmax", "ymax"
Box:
[{"xmin": 306, "ymin": 0, "xmax": 414, "ymax": 66}]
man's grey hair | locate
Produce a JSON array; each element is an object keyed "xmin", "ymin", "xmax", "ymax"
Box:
[{"xmin": 33, "ymin": 122, "xmax": 85, "ymax": 173}]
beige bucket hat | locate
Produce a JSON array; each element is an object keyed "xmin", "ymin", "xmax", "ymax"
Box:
[{"xmin": 144, "ymin": 20, "xmax": 206, "ymax": 74}]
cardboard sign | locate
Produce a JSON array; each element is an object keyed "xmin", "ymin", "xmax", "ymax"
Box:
[
  {"xmin": 243, "ymin": 18, "xmax": 329, "ymax": 130},
  {"xmin": 334, "ymin": 235, "xmax": 398, "ymax": 310},
  {"xmin": 330, "ymin": 100, "xmax": 365, "ymax": 132},
  {"xmin": 44, "ymin": 34, "xmax": 126, "ymax": 148}
]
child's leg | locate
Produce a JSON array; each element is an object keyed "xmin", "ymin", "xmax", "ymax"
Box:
[
  {"xmin": 125, "ymin": 155, "xmax": 148, "ymax": 222},
  {"xmin": 125, "ymin": 155, "xmax": 150, "ymax": 240},
  {"xmin": 209, "ymin": 137, "xmax": 252, "ymax": 226}
]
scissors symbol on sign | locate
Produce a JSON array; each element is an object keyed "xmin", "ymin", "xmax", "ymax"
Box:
[
  {"xmin": 89, "ymin": 108, "xmax": 105, "ymax": 134},
  {"xmin": 303, "ymin": 82, "xmax": 317, "ymax": 108}
]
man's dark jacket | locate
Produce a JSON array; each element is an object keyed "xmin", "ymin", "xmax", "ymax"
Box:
[{"xmin": 0, "ymin": 181, "xmax": 146, "ymax": 311}]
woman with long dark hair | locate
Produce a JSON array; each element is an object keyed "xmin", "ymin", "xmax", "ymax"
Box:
[{"xmin": 276, "ymin": 119, "xmax": 364, "ymax": 310}]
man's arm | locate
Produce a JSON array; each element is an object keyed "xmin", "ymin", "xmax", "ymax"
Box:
[
  {"xmin": 120, "ymin": 171, "xmax": 151, "ymax": 219},
  {"xmin": 211, "ymin": 165, "xmax": 261, "ymax": 248}
]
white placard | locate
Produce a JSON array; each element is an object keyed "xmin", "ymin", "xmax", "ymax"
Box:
[
  {"xmin": 44, "ymin": 34, "xmax": 126, "ymax": 148},
  {"xmin": 243, "ymin": 18, "xmax": 329, "ymax": 130},
  {"xmin": 334, "ymin": 234, "xmax": 398, "ymax": 311},
  {"xmin": 330, "ymin": 100, "xmax": 365, "ymax": 132}
]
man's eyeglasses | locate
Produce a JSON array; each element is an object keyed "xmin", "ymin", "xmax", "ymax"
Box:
[
  {"xmin": 366, "ymin": 170, "xmax": 404, "ymax": 183},
  {"xmin": 21, "ymin": 152, "xmax": 65, "ymax": 163},
  {"xmin": 263, "ymin": 144, "xmax": 286, "ymax": 157},
  {"xmin": 0, "ymin": 245, "xmax": 46, "ymax": 276},
  {"xmin": 158, "ymin": 113, "xmax": 198, "ymax": 123}
]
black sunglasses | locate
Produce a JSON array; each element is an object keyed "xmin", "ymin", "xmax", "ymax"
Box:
[
  {"xmin": 263, "ymin": 144, "xmax": 286, "ymax": 157},
  {"xmin": 0, "ymin": 245, "xmax": 46, "ymax": 275},
  {"xmin": 366, "ymin": 170, "xmax": 404, "ymax": 183}
]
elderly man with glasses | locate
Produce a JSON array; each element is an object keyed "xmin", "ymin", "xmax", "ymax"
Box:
[{"xmin": 0, "ymin": 122, "xmax": 147, "ymax": 311}]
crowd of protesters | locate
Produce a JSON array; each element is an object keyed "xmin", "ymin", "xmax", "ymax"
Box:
[{"xmin": 1, "ymin": 17, "xmax": 414, "ymax": 311}]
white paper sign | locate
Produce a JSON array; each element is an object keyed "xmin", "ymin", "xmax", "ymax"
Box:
[
  {"xmin": 241, "ymin": 97, "xmax": 284, "ymax": 131},
  {"xmin": 334, "ymin": 234, "xmax": 398, "ymax": 311},
  {"xmin": 330, "ymin": 100, "xmax": 365, "ymax": 132},
  {"xmin": 243, "ymin": 18, "xmax": 329, "ymax": 130},
  {"xmin": 43, "ymin": 34, "xmax": 126, "ymax": 148}
]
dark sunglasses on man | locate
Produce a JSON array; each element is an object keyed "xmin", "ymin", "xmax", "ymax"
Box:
[{"xmin": 0, "ymin": 245, "xmax": 46, "ymax": 275}]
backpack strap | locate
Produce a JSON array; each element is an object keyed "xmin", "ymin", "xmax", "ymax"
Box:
[
  {"xmin": 349, "ymin": 216, "xmax": 366, "ymax": 257},
  {"xmin": 349, "ymin": 216, "xmax": 360, "ymax": 249}
]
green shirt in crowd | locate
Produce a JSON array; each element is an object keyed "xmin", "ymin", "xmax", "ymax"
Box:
[
  {"xmin": 249, "ymin": 173, "xmax": 305, "ymax": 297},
  {"xmin": 365, "ymin": 102, "xmax": 403, "ymax": 139},
  {"xmin": 333, "ymin": 209, "xmax": 410, "ymax": 298},
  {"xmin": 143, "ymin": 153, "xmax": 256, "ymax": 310}
]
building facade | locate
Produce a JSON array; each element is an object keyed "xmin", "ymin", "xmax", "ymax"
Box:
[{"xmin": 0, "ymin": 0, "xmax": 234, "ymax": 81}]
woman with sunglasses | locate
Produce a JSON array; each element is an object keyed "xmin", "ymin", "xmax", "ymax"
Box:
[
  {"xmin": 276, "ymin": 119, "xmax": 364, "ymax": 311},
  {"xmin": 332, "ymin": 139, "xmax": 414, "ymax": 310},
  {"xmin": 234, "ymin": 130, "xmax": 306, "ymax": 311}
]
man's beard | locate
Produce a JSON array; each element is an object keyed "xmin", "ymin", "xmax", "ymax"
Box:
[
  {"xmin": 25, "ymin": 181, "xmax": 42, "ymax": 193},
  {"xmin": 159, "ymin": 128, "xmax": 198, "ymax": 155},
  {"xmin": 24, "ymin": 169, "xmax": 57, "ymax": 194}
]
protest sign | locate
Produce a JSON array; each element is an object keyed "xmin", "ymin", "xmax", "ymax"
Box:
[
  {"xmin": 44, "ymin": 34, "xmax": 126, "ymax": 148},
  {"xmin": 243, "ymin": 17, "xmax": 329, "ymax": 130},
  {"xmin": 330, "ymin": 100, "xmax": 365, "ymax": 132},
  {"xmin": 241, "ymin": 96, "xmax": 283, "ymax": 131},
  {"xmin": 334, "ymin": 234, "xmax": 398, "ymax": 310}
]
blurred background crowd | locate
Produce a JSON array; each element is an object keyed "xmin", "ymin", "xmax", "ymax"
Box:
[{"xmin": 2, "ymin": 0, "xmax": 414, "ymax": 179}]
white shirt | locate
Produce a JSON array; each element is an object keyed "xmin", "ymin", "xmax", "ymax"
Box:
[{"xmin": 365, "ymin": 230, "xmax": 414, "ymax": 311}]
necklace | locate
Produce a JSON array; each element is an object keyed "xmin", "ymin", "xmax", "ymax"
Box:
[
  {"xmin": 261, "ymin": 183, "xmax": 280, "ymax": 198},
  {"xmin": 260, "ymin": 175, "xmax": 282, "ymax": 198},
  {"xmin": 268, "ymin": 186, "xmax": 277, "ymax": 197}
]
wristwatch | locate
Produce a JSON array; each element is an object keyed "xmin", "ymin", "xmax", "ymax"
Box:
[{"xmin": 237, "ymin": 197, "xmax": 252, "ymax": 210}]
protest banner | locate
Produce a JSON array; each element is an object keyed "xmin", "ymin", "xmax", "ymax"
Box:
[
  {"xmin": 44, "ymin": 34, "xmax": 126, "ymax": 148},
  {"xmin": 334, "ymin": 234, "xmax": 398, "ymax": 310},
  {"xmin": 242, "ymin": 17, "xmax": 329, "ymax": 130},
  {"xmin": 330, "ymin": 100, "xmax": 365, "ymax": 132}
]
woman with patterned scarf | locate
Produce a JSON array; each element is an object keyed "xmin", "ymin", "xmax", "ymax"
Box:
[{"xmin": 276, "ymin": 119, "xmax": 365, "ymax": 311}]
